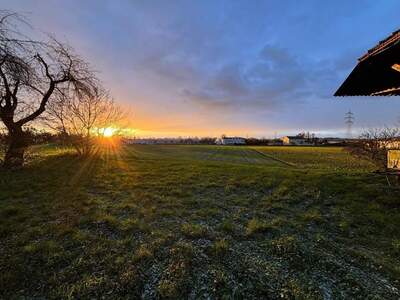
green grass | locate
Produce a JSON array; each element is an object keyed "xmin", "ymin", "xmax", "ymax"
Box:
[
  {"xmin": 0, "ymin": 144, "xmax": 399, "ymax": 299},
  {"xmin": 246, "ymin": 218, "xmax": 271, "ymax": 235},
  {"xmin": 253, "ymin": 146, "xmax": 373, "ymax": 170}
]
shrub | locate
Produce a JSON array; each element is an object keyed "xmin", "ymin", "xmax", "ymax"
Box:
[{"xmin": 346, "ymin": 127, "xmax": 400, "ymax": 171}]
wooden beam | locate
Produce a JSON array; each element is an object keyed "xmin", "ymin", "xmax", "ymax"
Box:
[
  {"xmin": 371, "ymin": 87, "xmax": 400, "ymax": 96},
  {"xmin": 391, "ymin": 63, "xmax": 400, "ymax": 72}
]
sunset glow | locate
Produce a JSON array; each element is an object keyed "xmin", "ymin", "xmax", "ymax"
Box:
[
  {"xmin": 3, "ymin": 1, "xmax": 399, "ymax": 137},
  {"xmin": 102, "ymin": 127, "xmax": 116, "ymax": 137}
]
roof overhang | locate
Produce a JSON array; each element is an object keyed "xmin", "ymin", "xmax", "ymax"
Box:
[{"xmin": 335, "ymin": 30, "xmax": 400, "ymax": 96}]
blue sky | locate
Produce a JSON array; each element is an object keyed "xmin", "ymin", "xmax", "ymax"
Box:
[{"xmin": 3, "ymin": 0, "xmax": 400, "ymax": 137}]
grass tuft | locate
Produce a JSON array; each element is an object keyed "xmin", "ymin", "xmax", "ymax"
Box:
[
  {"xmin": 271, "ymin": 235, "xmax": 299, "ymax": 256},
  {"xmin": 246, "ymin": 218, "xmax": 269, "ymax": 235},
  {"xmin": 219, "ymin": 218, "xmax": 235, "ymax": 233},
  {"xmin": 133, "ymin": 244, "xmax": 153, "ymax": 262},
  {"xmin": 301, "ymin": 209, "xmax": 324, "ymax": 224},
  {"xmin": 181, "ymin": 223, "xmax": 208, "ymax": 238},
  {"xmin": 211, "ymin": 239, "xmax": 229, "ymax": 256},
  {"xmin": 392, "ymin": 239, "xmax": 400, "ymax": 256}
]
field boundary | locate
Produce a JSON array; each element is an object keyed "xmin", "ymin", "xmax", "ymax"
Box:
[{"xmin": 250, "ymin": 148, "xmax": 297, "ymax": 167}]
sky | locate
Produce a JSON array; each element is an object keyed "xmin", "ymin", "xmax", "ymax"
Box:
[{"xmin": 2, "ymin": 0, "xmax": 400, "ymax": 137}]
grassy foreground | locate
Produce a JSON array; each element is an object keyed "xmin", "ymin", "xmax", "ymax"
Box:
[{"xmin": 0, "ymin": 144, "xmax": 399, "ymax": 299}]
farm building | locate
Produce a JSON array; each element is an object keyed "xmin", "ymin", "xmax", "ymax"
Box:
[
  {"xmin": 216, "ymin": 136, "xmax": 246, "ymax": 145},
  {"xmin": 281, "ymin": 135, "xmax": 313, "ymax": 146},
  {"xmin": 335, "ymin": 29, "xmax": 400, "ymax": 96}
]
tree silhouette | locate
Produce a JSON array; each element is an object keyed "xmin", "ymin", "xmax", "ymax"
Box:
[{"xmin": 0, "ymin": 11, "xmax": 95, "ymax": 167}]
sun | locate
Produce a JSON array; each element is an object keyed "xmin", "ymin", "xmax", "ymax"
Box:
[{"xmin": 103, "ymin": 127, "xmax": 115, "ymax": 137}]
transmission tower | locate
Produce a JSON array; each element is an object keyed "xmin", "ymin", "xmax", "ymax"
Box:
[{"xmin": 344, "ymin": 110, "xmax": 354, "ymax": 138}]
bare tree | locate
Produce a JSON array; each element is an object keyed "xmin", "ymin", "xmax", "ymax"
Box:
[
  {"xmin": 347, "ymin": 127, "xmax": 400, "ymax": 171},
  {"xmin": 0, "ymin": 11, "xmax": 95, "ymax": 168},
  {"xmin": 47, "ymin": 86, "xmax": 124, "ymax": 156},
  {"xmin": 0, "ymin": 124, "xmax": 6, "ymax": 157}
]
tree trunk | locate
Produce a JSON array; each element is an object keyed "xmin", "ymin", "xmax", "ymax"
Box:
[{"xmin": 3, "ymin": 126, "xmax": 28, "ymax": 169}]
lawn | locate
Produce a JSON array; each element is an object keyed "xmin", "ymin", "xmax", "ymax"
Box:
[{"xmin": 0, "ymin": 144, "xmax": 399, "ymax": 299}]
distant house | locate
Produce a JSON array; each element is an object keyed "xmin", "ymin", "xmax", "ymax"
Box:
[
  {"xmin": 320, "ymin": 137, "xmax": 346, "ymax": 145},
  {"xmin": 281, "ymin": 135, "xmax": 312, "ymax": 146},
  {"xmin": 216, "ymin": 136, "xmax": 246, "ymax": 145}
]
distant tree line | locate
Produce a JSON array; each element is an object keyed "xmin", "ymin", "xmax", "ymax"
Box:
[
  {"xmin": 245, "ymin": 138, "xmax": 283, "ymax": 146},
  {"xmin": 124, "ymin": 137, "xmax": 217, "ymax": 145}
]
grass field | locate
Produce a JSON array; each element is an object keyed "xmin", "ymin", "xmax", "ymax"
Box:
[{"xmin": 1, "ymin": 144, "xmax": 400, "ymax": 299}]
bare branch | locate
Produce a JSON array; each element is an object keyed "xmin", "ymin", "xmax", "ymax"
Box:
[
  {"xmin": 0, "ymin": 10, "xmax": 99, "ymax": 167},
  {"xmin": 34, "ymin": 53, "xmax": 52, "ymax": 81}
]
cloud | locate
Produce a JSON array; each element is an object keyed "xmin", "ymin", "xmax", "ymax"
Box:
[
  {"xmin": 3, "ymin": 0, "xmax": 400, "ymax": 136},
  {"xmin": 181, "ymin": 44, "xmax": 318, "ymax": 111}
]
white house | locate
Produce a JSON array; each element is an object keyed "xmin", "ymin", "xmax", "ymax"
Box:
[{"xmin": 216, "ymin": 136, "xmax": 246, "ymax": 145}]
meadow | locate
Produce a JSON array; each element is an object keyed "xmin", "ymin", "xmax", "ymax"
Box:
[{"xmin": 0, "ymin": 144, "xmax": 399, "ymax": 299}]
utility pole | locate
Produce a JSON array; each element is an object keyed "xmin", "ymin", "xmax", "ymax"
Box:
[{"xmin": 345, "ymin": 110, "xmax": 354, "ymax": 139}]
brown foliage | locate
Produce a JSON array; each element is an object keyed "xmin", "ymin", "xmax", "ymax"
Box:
[
  {"xmin": 346, "ymin": 128, "xmax": 400, "ymax": 171},
  {"xmin": 46, "ymin": 87, "xmax": 124, "ymax": 156}
]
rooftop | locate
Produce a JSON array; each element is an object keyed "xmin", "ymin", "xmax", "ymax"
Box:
[
  {"xmin": 335, "ymin": 29, "xmax": 400, "ymax": 96},
  {"xmin": 359, "ymin": 30, "xmax": 400, "ymax": 62},
  {"xmin": 284, "ymin": 136, "xmax": 307, "ymax": 139},
  {"xmin": 222, "ymin": 136, "xmax": 245, "ymax": 139}
]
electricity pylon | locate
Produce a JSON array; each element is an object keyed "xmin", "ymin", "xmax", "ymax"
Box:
[{"xmin": 345, "ymin": 110, "xmax": 354, "ymax": 139}]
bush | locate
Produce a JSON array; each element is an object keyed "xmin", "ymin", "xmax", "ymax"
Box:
[{"xmin": 346, "ymin": 128, "xmax": 400, "ymax": 170}]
